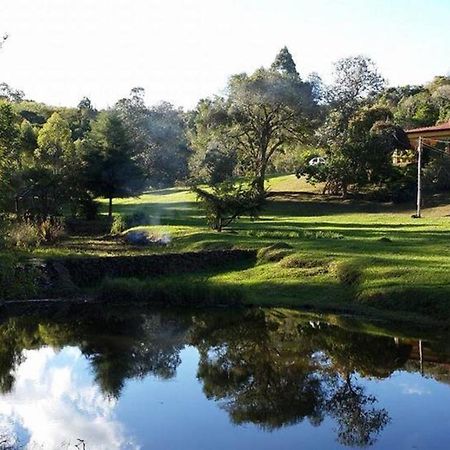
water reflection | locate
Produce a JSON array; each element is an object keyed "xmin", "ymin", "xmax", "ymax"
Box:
[{"xmin": 0, "ymin": 307, "xmax": 448, "ymax": 449}]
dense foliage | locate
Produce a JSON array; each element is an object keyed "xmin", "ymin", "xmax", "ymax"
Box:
[{"xmin": 1, "ymin": 46, "xmax": 450, "ymax": 235}]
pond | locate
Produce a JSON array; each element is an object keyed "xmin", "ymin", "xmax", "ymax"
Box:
[{"xmin": 0, "ymin": 307, "xmax": 449, "ymax": 449}]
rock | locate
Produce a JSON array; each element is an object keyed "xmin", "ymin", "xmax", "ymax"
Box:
[{"xmin": 124, "ymin": 230, "xmax": 151, "ymax": 246}]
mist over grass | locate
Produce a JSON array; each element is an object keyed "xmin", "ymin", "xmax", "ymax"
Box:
[{"xmin": 11, "ymin": 174, "xmax": 450, "ymax": 323}]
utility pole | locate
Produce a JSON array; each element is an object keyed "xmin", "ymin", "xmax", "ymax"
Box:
[{"xmin": 416, "ymin": 136, "xmax": 423, "ymax": 218}]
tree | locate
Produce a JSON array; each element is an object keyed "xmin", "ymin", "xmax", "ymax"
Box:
[
  {"xmin": 302, "ymin": 106, "xmax": 409, "ymax": 196},
  {"xmin": 115, "ymin": 88, "xmax": 190, "ymax": 187},
  {"xmin": 300, "ymin": 56, "xmax": 396, "ymax": 196},
  {"xmin": 144, "ymin": 102, "xmax": 190, "ymax": 187},
  {"xmin": 0, "ymin": 101, "xmax": 20, "ymax": 210},
  {"xmin": 71, "ymin": 97, "xmax": 96, "ymax": 140},
  {"xmin": 188, "ymin": 98, "xmax": 237, "ymax": 184},
  {"xmin": 191, "ymin": 50, "xmax": 318, "ymax": 196},
  {"xmin": 394, "ymin": 91, "xmax": 439, "ymax": 129},
  {"xmin": 271, "ymin": 46, "xmax": 300, "ymax": 78},
  {"xmin": 327, "ymin": 55, "xmax": 385, "ymax": 120},
  {"xmin": 36, "ymin": 112, "xmax": 75, "ymax": 169},
  {"xmin": 228, "ymin": 65, "xmax": 318, "ymax": 195},
  {"xmin": 0, "ymin": 83, "xmax": 25, "ymax": 103},
  {"xmin": 84, "ymin": 111, "xmax": 145, "ymax": 217}
]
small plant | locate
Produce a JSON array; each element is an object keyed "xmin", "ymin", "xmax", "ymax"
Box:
[
  {"xmin": 110, "ymin": 214, "xmax": 127, "ymax": 235},
  {"xmin": 7, "ymin": 221, "xmax": 41, "ymax": 249},
  {"xmin": 37, "ymin": 217, "xmax": 66, "ymax": 243}
]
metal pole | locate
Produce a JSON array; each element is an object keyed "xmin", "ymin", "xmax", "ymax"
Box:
[{"xmin": 416, "ymin": 137, "xmax": 422, "ymax": 218}]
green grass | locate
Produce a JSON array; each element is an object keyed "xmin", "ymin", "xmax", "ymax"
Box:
[{"xmin": 15, "ymin": 174, "xmax": 450, "ymax": 322}]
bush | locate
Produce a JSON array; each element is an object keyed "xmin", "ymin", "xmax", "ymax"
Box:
[
  {"xmin": 66, "ymin": 216, "xmax": 112, "ymax": 235},
  {"xmin": 7, "ymin": 221, "xmax": 41, "ymax": 249},
  {"xmin": 110, "ymin": 212, "xmax": 151, "ymax": 235},
  {"xmin": 110, "ymin": 215, "xmax": 127, "ymax": 235},
  {"xmin": 193, "ymin": 182, "xmax": 263, "ymax": 232},
  {"xmin": 37, "ymin": 217, "xmax": 66, "ymax": 243}
]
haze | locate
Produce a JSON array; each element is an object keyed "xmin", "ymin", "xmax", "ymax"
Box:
[{"xmin": 1, "ymin": 0, "xmax": 449, "ymax": 109}]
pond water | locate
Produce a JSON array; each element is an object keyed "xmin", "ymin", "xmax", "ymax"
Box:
[{"xmin": 0, "ymin": 307, "xmax": 449, "ymax": 449}]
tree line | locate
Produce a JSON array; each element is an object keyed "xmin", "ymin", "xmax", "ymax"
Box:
[{"xmin": 1, "ymin": 46, "xmax": 450, "ymax": 223}]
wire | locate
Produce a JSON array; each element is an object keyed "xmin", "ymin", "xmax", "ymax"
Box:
[
  {"xmin": 421, "ymin": 138, "xmax": 450, "ymax": 144},
  {"xmin": 422, "ymin": 142, "xmax": 450, "ymax": 158}
]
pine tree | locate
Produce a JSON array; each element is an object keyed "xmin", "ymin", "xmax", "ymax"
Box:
[{"xmin": 271, "ymin": 46, "xmax": 300, "ymax": 79}]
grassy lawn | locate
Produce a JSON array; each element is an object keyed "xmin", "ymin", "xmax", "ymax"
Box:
[{"xmin": 26, "ymin": 174, "xmax": 450, "ymax": 321}]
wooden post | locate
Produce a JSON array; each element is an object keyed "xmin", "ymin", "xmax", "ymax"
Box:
[{"xmin": 416, "ymin": 137, "xmax": 422, "ymax": 218}]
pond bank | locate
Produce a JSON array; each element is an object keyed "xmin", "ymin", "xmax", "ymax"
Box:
[{"xmin": 2, "ymin": 246, "xmax": 450, "ymax": 329}]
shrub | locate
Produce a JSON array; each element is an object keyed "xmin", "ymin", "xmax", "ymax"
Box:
[
  {"xmin": 37, "ymin": 217, "xmax": 66, "ymax": 243},
  {"xmin": 193, "ymin": 182, "xmax": 263, "ymax": 232},
  {"xmin": 110, "ymin": 215, "xmax": 127, "ymax": 235},
  {"xmin": 7, "ymin": 221, "xmax": 41, "ymax": 249}
]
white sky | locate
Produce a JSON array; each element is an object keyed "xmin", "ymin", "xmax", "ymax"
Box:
[{"xmin": 1, "ymin": 0, "xmax": 449, "ymax": 110}]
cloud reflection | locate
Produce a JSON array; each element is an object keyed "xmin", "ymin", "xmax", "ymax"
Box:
[{"xmin": 0, "ymin": 347, "xmax": 139, "ymax": 450}]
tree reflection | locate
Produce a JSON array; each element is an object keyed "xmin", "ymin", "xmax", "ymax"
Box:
[
  {"xmin": 190, "ymin": 310, "xmax": 415, "ymax": 446},
  {"xmin": 0, "ymin": 308, "xmax": 189, "ymax": 397},
  {"xmin": 327, "ymin": 373, "xmax": 389, "ymax": 447},
  {"xmin": 193, "ymin": 312, "xmax": 325, "ymax": 430},
  {"xmin": 0, "ymin": 307, "xmax": 448, "ymax": 447}
]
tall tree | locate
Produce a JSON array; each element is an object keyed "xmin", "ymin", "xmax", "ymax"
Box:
[
  {"xmin": 36, "ymin": 112, "xmax": 75, "ymax": 169},
  {"xmin": 188, "ymin": 98, "xmax": 237, "ymax": 185},
  {"xmin": 72, "ymin": 96, "xmax": 96, "ymax": 140},
  {"xmin": 190, "ymin": 51, "xmax": 318, "ymax": 195},
  {"xmin": 301, "ymin": 56, "xmax": 391, "ymax": 196},
  {"xmin": 0, "ymin": 101, "xmax": 20, "ymax": 210},
  {"xmin": 115, "ymin": 88, "xmax": 190, "ymax": 187},
  {"xmin": 271, "ymin": 46, "xmax": 300, "ymax": 78},
  {"xmin": 84, "ymin": 112, "xmax": 145, "ymax": 217}
]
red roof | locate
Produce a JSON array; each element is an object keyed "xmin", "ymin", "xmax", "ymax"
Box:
[{"xmin": 406, "ymin": 121, "xmax": 450, "ymax": 134}]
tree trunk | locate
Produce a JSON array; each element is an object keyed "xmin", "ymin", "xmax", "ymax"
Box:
[
  {"xmin": 108, "ymin": 196, "xmax": 113, "ymax": 218},
  {"xmin": 255, "ymin": 162, "xmax": 267, "ymax": 197}
]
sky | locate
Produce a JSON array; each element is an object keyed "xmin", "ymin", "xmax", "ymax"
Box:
[{"xmin": 0, "ymin": 0, "xmax": 449, "ymax": 110}]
